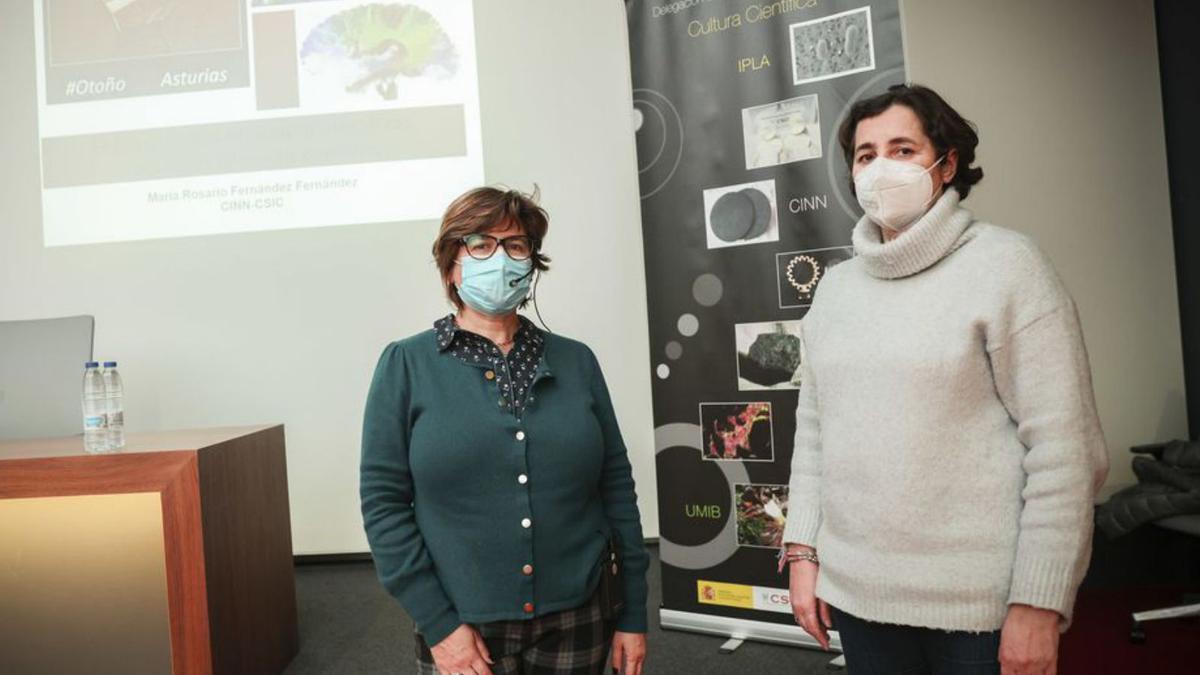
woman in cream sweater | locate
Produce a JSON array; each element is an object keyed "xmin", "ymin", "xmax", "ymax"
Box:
[{"xmin": 784, "ymin": 84, "xmax": 1108, "ymax": 675}]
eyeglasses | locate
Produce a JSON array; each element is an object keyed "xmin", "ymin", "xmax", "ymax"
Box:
[{"xmin": 461, "ymin": 233, "xmax": 536, "ymax": 261}]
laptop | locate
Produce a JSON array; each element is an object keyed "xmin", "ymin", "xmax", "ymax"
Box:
[{"xmin": 0, "ymin": 315, "xmax": 95, "ymax": 441}]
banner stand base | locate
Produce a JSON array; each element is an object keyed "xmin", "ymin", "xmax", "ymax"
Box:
[
  {"xmin": 717, "ymin": 637, "xmax": 744, "ymax": 653},
  {"xmin": 659, "ymin": 609, "xmax": 843, "ymax": 653}
]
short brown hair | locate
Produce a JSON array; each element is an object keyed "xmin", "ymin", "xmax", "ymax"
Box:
[
  {"xmin": 432, "ymin": 186, "xmax": 551, "ymax": 310},
  {"xmin": 838, "ymin": 83, "xmax": 984, "ymax": 199}
]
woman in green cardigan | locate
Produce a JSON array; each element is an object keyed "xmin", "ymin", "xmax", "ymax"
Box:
[{"xmin": 360, "ymin": 187, "xmax": 649, "ymax": 675}]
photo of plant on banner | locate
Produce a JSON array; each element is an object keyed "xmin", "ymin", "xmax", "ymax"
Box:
[
  {"xmin": 735, "ymin": 484, "xmax": 789, "ymax": 548},
  {"xmin": 699, "ymin": 401, "xmax": 774, "ymax": 462}
]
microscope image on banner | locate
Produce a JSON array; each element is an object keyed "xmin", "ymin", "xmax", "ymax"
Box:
[
  {"xmin": 775, "ymin": 246, "xmax": 854, "ymax": 309},
  {"xmin": 699, "ymin": 402, "xmax": 774, "ymax": 462},
  {"xmin": 735, "ymin": 484, "xmax": 790, "ymax": 549},
  {"xmin": 789, "ymin": 5, "xmax": 876, "ymax": 86},
  {"xmin": 741, "ymin": 94, "xmax": 822, "ymax": 170},
  {"xmin": 734, "ymin": 320, "xmax": 804, "ymax": 391},
  {"xmin": 702, "ymin": 179, "xmax": 779, "ymax": 249}
]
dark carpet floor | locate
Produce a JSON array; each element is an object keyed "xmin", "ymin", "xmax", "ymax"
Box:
[
  {"xmin": 1058, "ymin": 585, "xmax": 1200, "ymax": 674},
  {"xmin": 283, "ymin": 541, "xmax": 1200, "ymax": 674},
  {"xmin": 283, "ymin": 544, "xmax": 839, "ymax": 674}
]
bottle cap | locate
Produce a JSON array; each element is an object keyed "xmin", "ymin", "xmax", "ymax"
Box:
[
  {"xmin": 85, "ymin": 361, "xmax": 99, "ymax": 368},
  {"xmin": 103, "ymin": 361, "xmax": 117, "ymax": 367}
]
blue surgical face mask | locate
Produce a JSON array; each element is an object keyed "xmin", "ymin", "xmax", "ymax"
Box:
[{"xmin": 456, "ymin": 252, "xmax": 534, "ymax": 316}]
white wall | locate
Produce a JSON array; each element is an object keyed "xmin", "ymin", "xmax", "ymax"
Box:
[
  {"xmin": 902, "ymin": 0, "xmax": 1186, "ymax": 488},
  {"xmin": 0, "ymin": 1, "xmax": 657, "ymax": 553},
  {"xmin": 1, "ymin": 0, "xmax": 1184, "ymax": 553}
]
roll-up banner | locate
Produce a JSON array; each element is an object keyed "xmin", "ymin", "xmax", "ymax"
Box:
[{"xmin": 625, "ymin": 0, "xmax": 906, "ymax": 648}]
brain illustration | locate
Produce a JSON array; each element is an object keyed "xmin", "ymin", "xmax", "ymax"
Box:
[{"xmin": 300, "ymin": 4, "xmax": 458, "ymax": 100}]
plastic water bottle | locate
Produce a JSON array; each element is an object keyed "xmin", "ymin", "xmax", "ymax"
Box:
[
  {"xmin": 103, "ymin": 361, "xmax": 125, "ymax": 450},
  {"xmin": 82, "ymin": 362, "xmax": 107, "ymax": 453}
]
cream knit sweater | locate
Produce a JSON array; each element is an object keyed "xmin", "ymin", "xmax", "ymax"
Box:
[{"xmin": 784, "ymin": 188, "xmax": 1109, "ymax": 631}]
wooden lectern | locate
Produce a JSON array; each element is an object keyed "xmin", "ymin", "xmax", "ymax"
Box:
[{"xmin": 0, "ymin": 425, "xmax": 299, "ymax": 674}]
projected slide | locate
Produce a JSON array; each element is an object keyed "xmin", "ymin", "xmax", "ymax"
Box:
[{"xmin": 33, "ymin": 0, "xmax": 483, "ymax": 246}]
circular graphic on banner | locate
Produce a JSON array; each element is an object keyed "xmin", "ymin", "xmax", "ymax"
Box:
[
  {"xmin": 692, "ymin": 274, "xmax": 723, "ymax": 307},
  {"xmin": 654, "ymin": 423, "xmax": 746, "ymax": 569},
  {"xmin": 656, "ymin": 446, "xmax": 731, "ymax": 546},
  {"xmin": 633, "ymin": 101, "xmax": 666, "ymax": 172},
  {"xmin": 632, "ymin": 88, "xmax": 684, "ymax": 199},
  {"xmin": 677, "ymin": 313, "xmax": 699, "ymax": 337},
  {"xmin": 656, "ymin": 363, "xmax": 670, "ymax": 379},
  {"xmin": 665, "ymin": 341, "xmax": 683, "ymax": 360}
]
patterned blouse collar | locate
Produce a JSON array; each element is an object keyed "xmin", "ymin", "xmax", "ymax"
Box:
[{"xmin": 433, "ymin": 314, "xmax": 544, "ymax": 352}]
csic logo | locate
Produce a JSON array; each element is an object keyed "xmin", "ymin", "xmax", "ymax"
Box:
[
  {"xmin": 757, "ymin": 589, "xmax": 790, "ymax": 607},
  {"xmin": 701, "ymin": 585, "xmax": 717, "ymax": 601}
]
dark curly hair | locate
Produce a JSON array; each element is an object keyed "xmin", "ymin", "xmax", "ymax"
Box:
[{"xmin": 837, "ymin": 84, "xmax": 984, "ymax": 199}]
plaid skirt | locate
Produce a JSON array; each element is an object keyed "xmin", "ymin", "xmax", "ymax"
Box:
[{"xmin": 416, "ymin": 588, "xmax": 615, "ymax": 675}]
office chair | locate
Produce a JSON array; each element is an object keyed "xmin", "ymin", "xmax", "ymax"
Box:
[{"xmin": 1129, "ymin": 514, "xmax": 1200, "ymax": 642}]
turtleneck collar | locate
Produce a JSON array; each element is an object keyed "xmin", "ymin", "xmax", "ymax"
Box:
[{"xmin": 851, "ymin": 188, "xmax": 975, "ymax": 280}]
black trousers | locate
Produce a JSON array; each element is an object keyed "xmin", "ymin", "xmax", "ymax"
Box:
[{"xmin": 832, "ymin": 606, "xmax": 1002, "ymax": 675}]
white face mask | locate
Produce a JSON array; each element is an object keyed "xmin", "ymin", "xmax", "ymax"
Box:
[{"xmin": 854, "ymin": 156, "xmax": 945, "ymax": 232}]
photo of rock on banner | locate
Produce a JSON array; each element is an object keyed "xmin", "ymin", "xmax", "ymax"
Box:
[
  {"xmin": 42, "ymin": 0, "xmax": 250, "ymax": 103},
  {"xmin": 735, "ymin": 320, "xmax": 804, "ymax": 391},
  {"xmin": 776, "ymin": 246, "xmax": 855, "ymax": 309},
  {"xmin": 699, "ymin": 402, "xmax": 774, "ymax": 462},
  {"xmin": 735, "ymin": 484, "xmax": 789, "ymax": 549}
]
